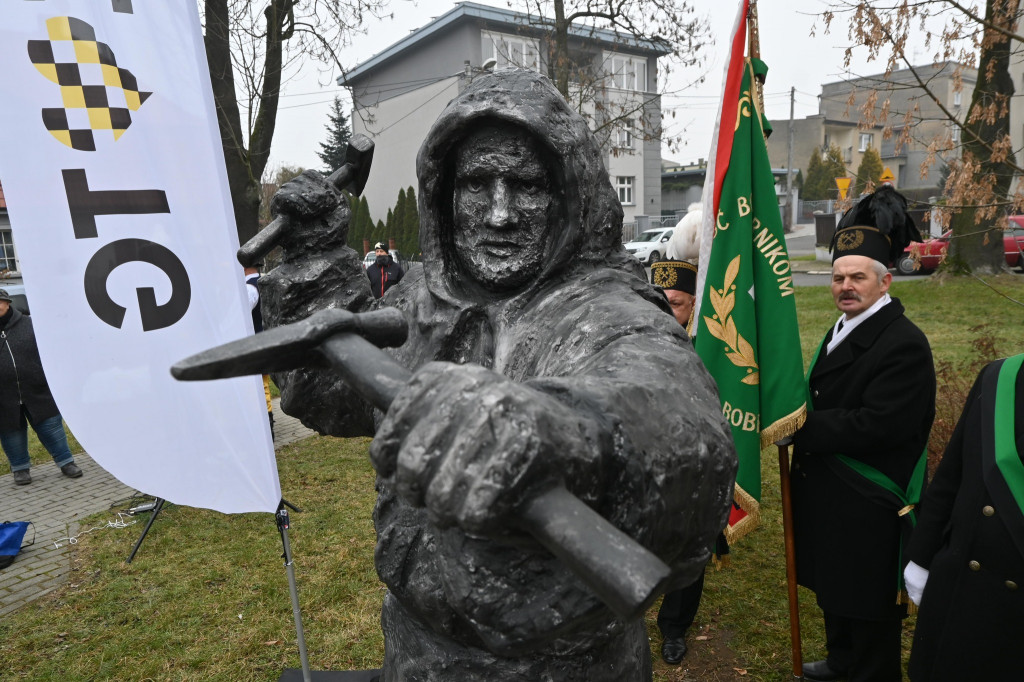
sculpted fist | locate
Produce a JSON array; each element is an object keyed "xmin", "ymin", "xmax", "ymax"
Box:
[
  {"xmin": 369, "ymin": 362, "xmax": 603, "ymax": 536},
  {"xmin": 269, "ymin": 170, "xmax": 350, "ymax": 258}
]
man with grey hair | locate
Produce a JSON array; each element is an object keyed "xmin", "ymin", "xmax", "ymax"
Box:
[{"xmin": 791, "ymin": 186, "xmax": 934, "ymax": 682}]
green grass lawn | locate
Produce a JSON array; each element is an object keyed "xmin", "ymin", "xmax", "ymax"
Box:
[{"xmin": 1, "ymin": 274, "xmax": 1022, "ymax": 680}]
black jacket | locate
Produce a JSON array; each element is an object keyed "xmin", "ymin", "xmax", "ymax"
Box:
[
  {"xmin": 0, "ymin": 308, "xmax": 61, "ymax": 431},
  {"xmin": 365, "ymin": 256, "xmax": 403, "ymax": 299},
  {"xmin": 792, "ymin": 298, "xmax": 936, "ymax": 619},
  {"xmin": 906, "ymin": 358, "xmax": 1024, "ymax": 681}
]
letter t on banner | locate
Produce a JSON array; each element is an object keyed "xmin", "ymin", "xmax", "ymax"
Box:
[{"xmin": 0, "ymin": 1, "xmax": 281, "ymax": 513}]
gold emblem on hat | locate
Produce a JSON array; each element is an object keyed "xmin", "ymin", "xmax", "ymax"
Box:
[
  {"xmin": 653, "ymin": 266, "xmax": 677, "ymax": 288},
  {"xmin": 836, "ymin": 229, "xmax": 864, "ymax": 251}
]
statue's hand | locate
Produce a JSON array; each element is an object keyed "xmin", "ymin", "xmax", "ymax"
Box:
[
  {"xmin": 266, "ymin": 170, "xmax": 351, "ymax": 260},
  {"xmin": 270, "ymin": 170, "xmax": 342, "ymax": 221},
  {"xmin": 369, "ymin": 362, "xmax": 600, "ymax": 536}
]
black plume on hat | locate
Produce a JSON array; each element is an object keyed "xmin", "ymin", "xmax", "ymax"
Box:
[{"xmin": 831, "ymin": 185, "xmax": 923, "ymax": 264}]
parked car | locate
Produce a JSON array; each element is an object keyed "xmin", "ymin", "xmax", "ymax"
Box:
[
  {"xmin": 896, "ymin": 223, "xmax": 1024, "ymax": 275},
  {"xmin": 624, "ymin": 227, "xmax": 674, "ymax": 266}
]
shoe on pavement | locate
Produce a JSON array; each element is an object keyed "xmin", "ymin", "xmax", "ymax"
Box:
[
  {"xmin": 60, "ymin": 462, "xmax": 83, "ymax": 478},
  {"xmin": 802, "ymin": 659, "xmax": 846, "ymax": 681},
  {"xmin": 661, "ymin": 636, "xmax": 688, "ymax": 665},
  {"xmin": 13, "ymin": 469, "xmax": 31, "ymax": 485}
]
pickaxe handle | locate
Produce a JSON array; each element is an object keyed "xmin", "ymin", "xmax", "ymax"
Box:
[
  {"xmin": 172, "ymin": 312, "xmax": 671, "ymax": 620},
  {"xmin": 316, "ymin": 334, "xmax": 672, "ymax": 621},
  {"xmin": 237, "ymin": 134, "xmax": 374, "ymax": 268}
]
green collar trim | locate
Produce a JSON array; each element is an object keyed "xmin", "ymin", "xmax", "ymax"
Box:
[{"xmin": 994, "ymin": 354, "xmax": 1024, "ymax": 517}]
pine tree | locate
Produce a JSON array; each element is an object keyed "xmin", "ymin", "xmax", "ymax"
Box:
[
  {"xmin": 403, "ymin": 186, "xmax": 420, "ymax": 257},
  {"xmin": 317, "ymin": 96, "xmax": 351, "ymax": 174},
  {"xmin": 345, "ymin": 191, "xmax": 362, "ymax": 251},
  {"xmin": 392, "ymin": 188, "xmax": 407, "ymax": 254},
  {"xmin": 802, "ymin": 144, "xmax": 847, "ymax": 201},
  {"xmin": 853, "ymin": 147, "xmax": 884, "ymax": 196},
  {"xmin": 360, "ymin": 197, "xmax": 374, "ymax": 251}
]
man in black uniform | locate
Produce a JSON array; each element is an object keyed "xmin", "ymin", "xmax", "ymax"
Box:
[
  {"xmin": 903, "ymin": 354, "xmax": 1024, "ymax": 681},
  {"xmin": 792, "ymin": 186, "xmax": 935, "ymax": 682}
]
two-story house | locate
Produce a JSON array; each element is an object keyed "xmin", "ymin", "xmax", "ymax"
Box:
[
  {"xmin": 0, "ymin": 182, "xmax": 16, "ymax": 275},
  {"xmin": 767, "ymin": 61, "xmax": 977, "ymax": 199},
  {"xmin": 338, "ymin": 1, "xmax": 668, "ymax": 225}
]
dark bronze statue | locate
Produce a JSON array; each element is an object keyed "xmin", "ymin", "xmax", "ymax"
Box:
[{"xmin": 181, "ymin": 69, "xmax": 736, "ymax": 681}]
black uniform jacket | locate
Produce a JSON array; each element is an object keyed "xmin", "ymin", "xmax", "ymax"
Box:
[
  {"xmin": 792, "ymin": 298, "xmax": 935, "ymax": 620},
  {"xmin": 0, "ymin": 308, "xmax": 61, "ymax": 432},
  {"xmin": 906, "ymin": 359, "xmax": 1024, "ymax": 681}
]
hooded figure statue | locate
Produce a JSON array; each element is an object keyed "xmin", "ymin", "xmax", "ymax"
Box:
[{"xmin": 261, "ymin": 70, "xmax": 736, "ymax": 681}]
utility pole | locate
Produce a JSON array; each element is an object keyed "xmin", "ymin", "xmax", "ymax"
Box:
[{"xmin": 785, "ymin": 86, "xmax": 795, "ymax": 232}]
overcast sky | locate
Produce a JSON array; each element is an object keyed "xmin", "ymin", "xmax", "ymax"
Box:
[{"xmin": 265, "ymin": 0, "xmax": 921, "ymax": 173}]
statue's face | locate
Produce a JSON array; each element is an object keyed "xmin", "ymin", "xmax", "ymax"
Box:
[{"xmin": 452, "ymin": 125, "xmax": 555, "ymax": 291}]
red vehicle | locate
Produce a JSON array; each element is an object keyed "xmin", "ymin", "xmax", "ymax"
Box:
[{"xmin": 896, "ymin": 219, "xmax": 1024, "ymax": 275}]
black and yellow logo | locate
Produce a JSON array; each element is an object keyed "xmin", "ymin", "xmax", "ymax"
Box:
[{"xmin": 28, "ymin": 16, "xmax": 151, "ymax": 151}]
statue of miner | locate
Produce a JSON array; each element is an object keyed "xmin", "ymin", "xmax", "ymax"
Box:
[{"xmin": 260, "ymin": 70, "xmax": 736, "ymax": 681}]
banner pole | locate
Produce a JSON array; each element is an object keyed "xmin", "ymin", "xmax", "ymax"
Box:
[
  {"xmin": 777, "ymin": 440, "xmax": 803, "ymax": 678},
  {"xmin": 276, "ymin": 503, "xmax": 312, "ymax": 682}
]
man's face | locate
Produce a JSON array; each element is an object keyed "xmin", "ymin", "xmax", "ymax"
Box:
[
  {"xmin": 0, "ymin": 300, "xmax": 8, "ymax": 316},
  {"xmin": 665, "ymin": 289, "xmax": 694, "ymax": 327},
  {"xmin": 831, "ymin": 255, "xmax": 891, "ymax": 318},
  {"xmin": 452, "ymin": 125, "xmax": 555, "ymax": 291},
  {"xmin": 375, "ymin": 248, "xmax": 388, "ymax": 258}
]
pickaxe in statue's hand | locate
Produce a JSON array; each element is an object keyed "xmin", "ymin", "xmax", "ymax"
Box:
[
  {"xmin": 236, "ymin": 134, "xmax": 375, "ymax": 268},
  {"xmin": 171, "ymin": 308, "xmax": 672, "ymax": 620}
]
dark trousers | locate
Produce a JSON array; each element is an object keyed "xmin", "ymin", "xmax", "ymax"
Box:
[
  {"xmin": 824, "ymin": 610, "xmax": 903, "ymax": 682},
  {"xmin": 656, "ymin": 570, "xmax": 705, "ymax": 639}
]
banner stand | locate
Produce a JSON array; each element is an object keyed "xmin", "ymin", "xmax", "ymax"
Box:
[
  {"xmin": 125, "ymin": 497, "xmax": 167, "ymax": 564},
  {"xmin": 275, "ymin": 501, "xmax": 382, "ymax": 682}
]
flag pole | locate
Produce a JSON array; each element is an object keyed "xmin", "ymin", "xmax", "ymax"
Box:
[
  {"xmin": 776, "ymin": 439, "xmax": 804, "ymax": 678},
  {"xmin": 748, "ymin": 1, "xmax": 804, "ymax": 676}
]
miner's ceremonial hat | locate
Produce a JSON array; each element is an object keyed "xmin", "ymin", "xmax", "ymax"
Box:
[
  {"xmin": 651, "ymin": 259, "xmax": 698, "ymax": 295},
  {"xmin": 831, "ymin": 185, "xmax": 922, "ymax": 265}
]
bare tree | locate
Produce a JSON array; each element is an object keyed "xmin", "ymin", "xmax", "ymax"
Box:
[
  {"xmin": 203, "ymin": 0, "xmax": 388, "ymax": 246},
  {"xmin": 505, "ymin": 1, "xmax": 711, "ymax": 153},
  {"xmin": 823, "ymin": 0, "xmax": 1023, "ymax": 273}
]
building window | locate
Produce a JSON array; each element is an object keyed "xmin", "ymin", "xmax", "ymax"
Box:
[
  {"xmin": 616, "ymin": 176, "xmax": 634, "ymax": 205},
  {"xmin": 616, "ymin": 121, "xmax": 634, "ymax": 149},
  {"xmin": 953, "ymin": 91, "xmax": 962, "ymax": 107},
  {"xmin": 951, "ymin": 126, "xmax": 961, "ymax": 144},
  {"xmin": 0, "ymin": 227, "xmax": 18, "ymax": 273},
  {"xmin": 858, "ymin": 133, "xmax": 873, "ymax": 152},
  {"xmin": 605, "ymin": 53, "xmax": 648, "ymax": 92},
  {"xmin": 481, "ymin": 31, "xmax": 540, "ymax": 71}
]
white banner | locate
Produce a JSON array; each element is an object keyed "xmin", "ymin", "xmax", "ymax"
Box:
[{"xmin": 0, "ymin": 1, "xmax": 281, "ymax": 513}]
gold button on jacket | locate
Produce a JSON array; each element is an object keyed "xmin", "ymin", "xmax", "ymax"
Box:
[
  {"xmin": 982, "ymin": 505, "xmax": 995, "ymax": 517},
  {"xmin": 968, "ymin": 560, "xmax": 981, "ymax": 571}
]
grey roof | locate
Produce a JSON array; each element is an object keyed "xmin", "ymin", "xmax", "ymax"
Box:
[{"xmin": 339, "ymin": 1, "xmax": 670, "ymax": 85}]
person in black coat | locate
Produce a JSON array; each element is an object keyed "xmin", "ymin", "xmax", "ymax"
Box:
[
  {"xmin": 366, "ymin": 242, "xmax": 404, "ymax": 299},
  {"xmin": 792, "ymin": 187, "xmax": 935, "ymax": 682},
  {"xmin": 903, "ymin": 354, "xmax": 1024, "ymax": 681},
  {"xmin": 0, "ymin": 289, "xmax": 82, "ymax": 485}
]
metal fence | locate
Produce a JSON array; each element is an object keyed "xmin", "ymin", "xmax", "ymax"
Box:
[{"xmin": 621, "ymin": 217, "xmax": 677, "ymax": 243}]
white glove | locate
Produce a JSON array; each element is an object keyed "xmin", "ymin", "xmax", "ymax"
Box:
[{"xmin": 904, "ymin": 560, "xmax": 929, "ymax": 605}]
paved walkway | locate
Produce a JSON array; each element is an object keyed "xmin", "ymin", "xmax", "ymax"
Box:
[{"xmin": 0, "ymin": 399, "xmax": 314, "ymax": 617}]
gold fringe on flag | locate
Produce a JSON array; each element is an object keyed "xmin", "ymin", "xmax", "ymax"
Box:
[
  {"xmin": 759, "ymin": 405, "xmax": 807, "ymax": 450},
  {"xmin": 724, "ymin": 483, "xmax": 761, "ymax": 545}
]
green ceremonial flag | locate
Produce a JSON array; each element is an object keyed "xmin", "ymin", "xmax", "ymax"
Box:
[{"xmin": 694, "ymin": 57, "xmax": 807, "ymax": 543}]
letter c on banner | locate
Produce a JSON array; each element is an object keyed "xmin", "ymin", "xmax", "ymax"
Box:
[{"xmin": 84, "ymin": 238, "xmax": 191, "ymax": 331}]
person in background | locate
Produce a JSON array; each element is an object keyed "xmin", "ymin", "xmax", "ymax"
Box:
[
  {"xmin": 245, "ymin": 265, "xmax": 274, "ymax": 440},
  {"xmin": 903, "ymin": 353, "xmax": 1024, "ymax": 681},
  {"xmin": 366, "ymin": 241, "xmax": 404, "ymax": 299},
  {"xmin": 650, "ymin": 205, "xmax": 729, "ymax": 665},
  {"xmin": 0, "ymin": 288, "xmax": 82, "ymax": 485}
]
